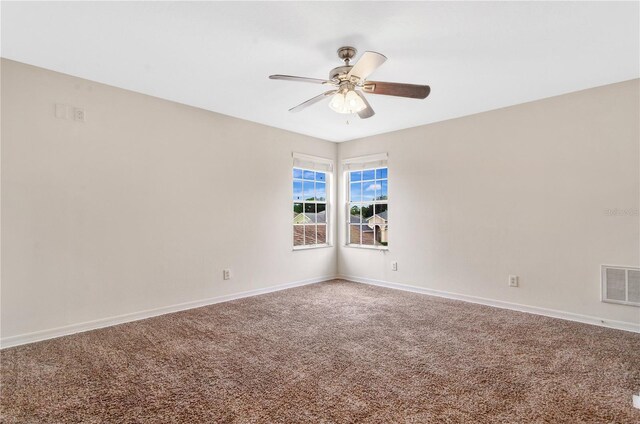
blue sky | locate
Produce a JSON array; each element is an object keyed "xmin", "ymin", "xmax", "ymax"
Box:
[
  {"xmin": 350, "ymin": 168, "xmax": 387, "ymax": 182},
  {"xmin": 293, "ymin": 169, "xmax": 326, "ymax": 201},
  {"xmin": 293, "ymin": 168, "xmax": 387, "ymax": 202},
  {"xmin": 293, "ymin": 169, "xmax": 325, "ymax": 182},
  {"xmin": 350, "ymin": 179, "xmax": 387, "ymax": 202}
]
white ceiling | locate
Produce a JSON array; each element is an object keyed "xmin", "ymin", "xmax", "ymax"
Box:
[{"xmin": 2, "ymin": 2, "xmax": 639, "ymax": 142}]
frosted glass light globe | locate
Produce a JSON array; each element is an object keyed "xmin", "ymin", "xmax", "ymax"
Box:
[
  {"xmin": 345, "ymin": 90, "xmax": 366, "ymax": 112},
  {"xmin": 329, "ymin": 92, "xmax": 346, "ymax": 112},
  {"xmin": 329, "ymin": 89, "xmax": 366, "ymax": 114}
]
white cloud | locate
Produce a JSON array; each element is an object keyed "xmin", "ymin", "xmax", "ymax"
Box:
[{"xmin": 365, "ymin": 184, "xmax": 381, "ymax": 191}]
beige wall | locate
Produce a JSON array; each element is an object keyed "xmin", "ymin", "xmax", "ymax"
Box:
[
  {"xmin": 338, "ymin": 79, "xmax": 640, "ymax": 326},
  {"xmin": 1, "ymin": 59, "xmax": 337, "ymax": 339},
  {"xmin": 2, "ymin": 58, "xmax": 638, "ymax": 343}
]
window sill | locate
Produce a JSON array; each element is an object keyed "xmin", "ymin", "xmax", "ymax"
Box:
[
  {"xmin": 344, "ymin": 244, "xmax": 389, "ymax": 251},
  {"xmin": 292, "ymin": 244, "xmax": 333, "ymax": 251}
]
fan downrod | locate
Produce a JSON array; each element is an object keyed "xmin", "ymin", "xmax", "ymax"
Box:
[{"xmin": 330, "ymin": 46, "xmax": 357, "ymax": 81}]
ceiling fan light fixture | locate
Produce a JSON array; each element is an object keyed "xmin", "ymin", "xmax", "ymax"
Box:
[
  {"xmin": 270, "ymin": 46, "xmax": 430, "ymax": 119},
  {"xmin": 329, "ymin": 89, "xmax": 366, "ymax": 114}
]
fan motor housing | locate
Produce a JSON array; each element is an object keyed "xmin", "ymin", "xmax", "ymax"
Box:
[{"xmin": 329, "ymin": 65, "xmax": 353, "ymax": 81}]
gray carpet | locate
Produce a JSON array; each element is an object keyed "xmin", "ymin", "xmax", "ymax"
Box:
[{"xmin": 1, "ymin": 280, "xmax": 639, "ymax": 423}]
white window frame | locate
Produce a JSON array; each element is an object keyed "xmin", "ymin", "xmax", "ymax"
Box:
[
  {"xmin": 292, "ymin": 153, "xmax": 333, "ymax": 250},
  {"xmin": 343, "ymin": 153, "xmax": 389, "ymax": 250}
]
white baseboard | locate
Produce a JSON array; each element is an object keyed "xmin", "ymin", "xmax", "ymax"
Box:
[
  {"xmin": 338, "ymin": 275, "xmax": 640, "ymax": 333},
  {"xmin": 5, "ymin": 274, "xmax": 636, "ymax": 349},
  {"xmin": 0, "ymin": 275, "xmax": 337, "ymax": 349}
]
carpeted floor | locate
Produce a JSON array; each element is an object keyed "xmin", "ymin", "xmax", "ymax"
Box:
[{"xmin": 1, "ymin": 280, "xmax": 639, "ymax": 423}]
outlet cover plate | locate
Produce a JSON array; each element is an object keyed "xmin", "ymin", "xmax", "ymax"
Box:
[{"xmin": 509, "ymin": 275, "xmax": 519, "ymax": 287}]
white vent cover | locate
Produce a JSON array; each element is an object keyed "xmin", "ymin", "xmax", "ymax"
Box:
[{"xmin": 601, "ymin": 265, "xmax": 640, "ymax": 307}]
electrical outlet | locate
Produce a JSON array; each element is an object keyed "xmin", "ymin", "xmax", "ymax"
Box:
[
  {"xmin": 222, "ymin": 269, "xmax": 231, "ymax": 280},
  {"xmin": 73, "ymin": 108, "xmax": 86, "ymax": 122},
  {"xmin": 508, "ymin": 275, "xmax": 519, "ymax": 287},
  {"xmin": 391, "ymin": 261, "xmax": 398, "ymax": 271}
]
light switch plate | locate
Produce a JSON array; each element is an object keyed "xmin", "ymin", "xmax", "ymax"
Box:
[{"xmin": 55, "ymin": 103, "xmax": 69, "ymax": 119}]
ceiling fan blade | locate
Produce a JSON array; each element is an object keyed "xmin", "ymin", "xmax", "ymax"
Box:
[
  {"xmin": 289, "ymin": 90, "xmax": 337, "ymax": 113},
  {"xmin": 362, "ymin": 81, "xmax": 430, "ymax": 99},
  {"xmin": 355, "ymin": 91, "xmax": 375, "ymax": 119},
  {"xmin": 347, "ymin": 51, "xmax": 387, "ymax": 81},
  {"xmin": 269, "ymin": 74, "xmax": 333, "ymax": 85}
]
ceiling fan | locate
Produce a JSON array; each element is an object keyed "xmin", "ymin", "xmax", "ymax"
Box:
[{"xmin": 269, "ymin": 46, "xmax": 430, "ymax": 119}]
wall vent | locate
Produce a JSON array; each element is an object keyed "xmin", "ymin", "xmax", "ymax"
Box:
[{"xmin": 601, "ymin": 265, "xmax": 640, "ymax": 307}]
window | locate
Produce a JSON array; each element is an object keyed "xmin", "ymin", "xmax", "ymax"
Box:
[
  {"xmin": 292, "ymin": 153, "xmax": 332, "ymax": 249},
  {"xmin": 344, "ymin": 153, "xmax": 388, "ymax": 248}
]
